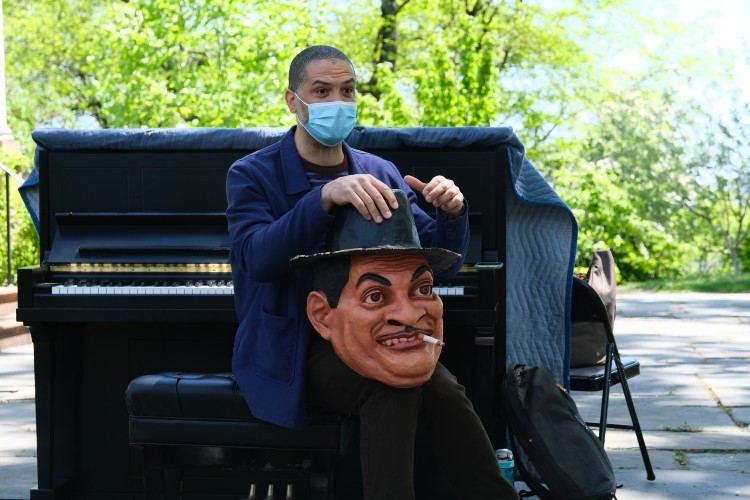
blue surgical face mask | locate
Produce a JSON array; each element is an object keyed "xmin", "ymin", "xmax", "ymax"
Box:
[{"xmin": 294, "ymin": 92, "xmax": 358, "ymax": 147}]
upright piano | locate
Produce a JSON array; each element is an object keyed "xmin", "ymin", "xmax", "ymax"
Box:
[{"xmin": 17, "ymin": 127, "xmax": 509, "ymax": 499}]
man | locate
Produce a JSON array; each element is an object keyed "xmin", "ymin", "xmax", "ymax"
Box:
[{"xmin": 226, "ymin": 45, "xmax": 517, "ymax": 499}]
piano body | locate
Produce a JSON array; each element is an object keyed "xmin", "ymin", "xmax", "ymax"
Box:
[{"xmin": 17, "ymin": 127, "xmax": 508, "ymax": 499}]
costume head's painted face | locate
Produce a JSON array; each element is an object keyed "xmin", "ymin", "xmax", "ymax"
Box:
[{"xmin": 306, "ymin": 252, "xmax": 444, "ymax": 387}]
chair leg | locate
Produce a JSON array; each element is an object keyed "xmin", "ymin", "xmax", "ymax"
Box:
[
  {"xmin": 614, "ymin": 355, "xmax": 656, "ymax": 481},
  {"xmin": 597, "ymin": 343, "xmax": 615, "ymax": 444}
]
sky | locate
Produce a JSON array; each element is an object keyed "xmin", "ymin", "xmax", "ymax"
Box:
[
  {"xmin": 668, "ymin": 0, "xmax": 750, "ymax": 114},
  {"xmin": 676, "ymin": 0, "xmax": 750, "ymax": 82},
  {"xmin": 602, "ymin": 0, "xmax": 750, "ymax": 109},
  {"xmin": 677, "ymin": 0, "xmax": 750, "ymax": 40}
]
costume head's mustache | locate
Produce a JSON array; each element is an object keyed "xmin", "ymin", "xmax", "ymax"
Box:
[{"xmin": 377, "ymin": 326, "xmax": 432, "ymax": 342}]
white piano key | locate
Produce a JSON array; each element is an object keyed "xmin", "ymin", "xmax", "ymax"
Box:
[{"xmin": 47, "ymin": 282, "xmax": 237, "ymax": 295}]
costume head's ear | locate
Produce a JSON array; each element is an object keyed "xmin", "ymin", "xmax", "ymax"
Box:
[{"xmin": 306, "ymin": 290, "xmax": 333, "ymax": 341}]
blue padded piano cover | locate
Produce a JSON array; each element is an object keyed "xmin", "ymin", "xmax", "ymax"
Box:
[{"xmin": 21, "ymin": 126, "xmax": 578, "ymax": 385}]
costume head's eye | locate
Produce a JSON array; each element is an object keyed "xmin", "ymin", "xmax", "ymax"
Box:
[
  {"xmin": 363, "ymin": 291, "xmax": 384, "ymax": 304},
  {"xmin": 417, "ymin": 284, "xmax": 433, "ymax": 296}
]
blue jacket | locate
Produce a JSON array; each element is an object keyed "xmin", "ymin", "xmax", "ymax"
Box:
[{"xmin": 226, "ymin": 127, "xmax": 470, "ymax": 429}]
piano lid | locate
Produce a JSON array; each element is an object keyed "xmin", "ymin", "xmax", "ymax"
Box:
[{"xmin": 47, "ymin": 213, "xmax": 230, "ymax": 269}]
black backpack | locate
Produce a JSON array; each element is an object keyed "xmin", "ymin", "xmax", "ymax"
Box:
[{"xmin": 502, "ymin": 363, "xmax": 617, "ymax": 500}]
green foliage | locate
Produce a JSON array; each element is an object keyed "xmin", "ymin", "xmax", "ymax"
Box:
[
  {"xmin": 676, "ymin": 96, "xmax": 750, "ymax": 276},
  {"xmin": 5, "ymin": 0, "xmax": 105, "ymax": 159},
  {"xmin": 740, "ymin": 237, "xmax": 750, "ymax": 273},
  {"xmin": 552, "ymin": 155, "xmax": 688, "ymax": 282},
  {"xmin": 95, "ymin": 0, "xmax": 329, "ymax": 128},
  {"xmin": 622, "ymin": 273, "xmax": 750, "ymax": 293},
  {"xmin": 568, "ymin": 82, "xmax": 696, "ymax": 281},
  {"xmin": 2, "ymin": 0, "xmax": 747, "ymax": 285},
  {"xmin": 4, "ymin": 0, "xmax": 340, "ymax": 156},
  {"xmin": 0, "ymin": 150, "xmax": 38, "ymax": 285},
  {"xmin": 338, "ymin": 0, "xmax": 606, "ymax": 134}
]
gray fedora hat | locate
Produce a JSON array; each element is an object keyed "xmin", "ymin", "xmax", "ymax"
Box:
[{"xmin": 290, "ymin": 189, "xmax": 461, "ymax": 273}]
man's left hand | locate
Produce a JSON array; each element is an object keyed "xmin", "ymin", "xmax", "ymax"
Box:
[{"xmin": 404, "ymin": 175, "xmax": 465, "ymax": 217}]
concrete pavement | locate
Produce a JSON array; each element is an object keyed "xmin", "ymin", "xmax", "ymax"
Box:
[
  {"xmin": 572, "ymin": 292, "xmax": 750, "ymax": 499},
  {"xmin": 0, "ymin": 344, "xmax": 35, "ymax": 500},
  {"xmin": 0, "ymin": 291, "xmax": 748, "ymax": 499}
]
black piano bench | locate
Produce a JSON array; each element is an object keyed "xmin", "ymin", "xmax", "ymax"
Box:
[{"xmin": 125, "ymin": 372, "xmax": 355, "ymax": 500}]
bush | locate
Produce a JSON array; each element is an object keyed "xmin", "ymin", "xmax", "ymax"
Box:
[
  {"xmin": 0, "ymin": 149, "xmax": 40, "ymax": 285},
  {"xmin": 739, "ymin": 236, "xmax": 750, "ymax": 274}
]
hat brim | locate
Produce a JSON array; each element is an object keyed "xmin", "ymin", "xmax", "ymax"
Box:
[{"xmin": 290, "ymin": 245, "xmax": 461, "ymax": 274}]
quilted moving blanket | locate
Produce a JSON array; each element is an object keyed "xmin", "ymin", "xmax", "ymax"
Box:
[{"xmin": 20, "ymin": 126, "xmax": 577, "ymax": 384}]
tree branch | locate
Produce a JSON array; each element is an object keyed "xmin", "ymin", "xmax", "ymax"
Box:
[{"xmin": 361, "ymin": 0, "xmax": 401, "ymax": 100}]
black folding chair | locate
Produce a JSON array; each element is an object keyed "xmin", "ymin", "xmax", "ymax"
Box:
[{"xmin": 569, "ymin": 276, "xmax": 656, "ymax": 480}]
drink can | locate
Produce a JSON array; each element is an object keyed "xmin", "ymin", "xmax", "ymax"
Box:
[{"xmin": 495, "ymin": 448, "xmax": 514, "ymax": 485}]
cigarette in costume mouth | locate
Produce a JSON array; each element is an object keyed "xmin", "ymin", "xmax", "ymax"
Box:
[
  {"xmin": 420, "ymin": 334, "xmax": 445, "ymax": 346},
  {"xmin": 376, "ymin": 326, "xmax": 444, "ymax": 346}
]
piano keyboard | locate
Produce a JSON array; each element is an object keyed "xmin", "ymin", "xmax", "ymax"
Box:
[
  {"xmin": 50, "ymin": 280, "xmax": 234, "ymax": 295},
  {"xmin": 47, "ymin": 281, "xmax": 465, "ymax": 296}
]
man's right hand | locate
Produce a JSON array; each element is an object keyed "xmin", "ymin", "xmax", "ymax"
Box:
[{"xmin": 320, "ymin": 174, "xmax": 399, "ymax": 223}]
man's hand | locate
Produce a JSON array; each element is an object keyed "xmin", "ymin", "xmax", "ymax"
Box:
[
  {"xmin": 404, "ymin": 175, "xmax": 465, "ymax": 217},
  {"xmin": 320, "ymin": 174, "xmax": 399, "ymax": 223}
]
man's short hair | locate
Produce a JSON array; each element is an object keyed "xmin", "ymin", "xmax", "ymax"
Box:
[
  {"xmin": 312, "ymin": 256, "xmax": 351, "ymax": 309},
  {"xmin": 288, "ymin": 45, "xmax": 355, "ymax": 92}
]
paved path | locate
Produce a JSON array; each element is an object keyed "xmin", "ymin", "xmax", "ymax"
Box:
[
  {"xmin": 0, "ymin": 343, "xmax": 35, "ymax": 500},
  {"xmin": 0, "ymin": 292, "xmax": 748, "ymax": 499},
  {"xmin": 572, "ymin": 292, "xmax": 750, "ymax": 499}
]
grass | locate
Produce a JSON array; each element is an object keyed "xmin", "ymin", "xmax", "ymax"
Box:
[
  {"xmin": 674, "ymin": 451, "xmax": 688, "ymax": 468},
  {"xmin": 662, "ymin": 421, "xmax": 702, "ymax": 432},
  {"xmin": 620, "ymin": 273, "xmax": 750, "ymax": 293}
]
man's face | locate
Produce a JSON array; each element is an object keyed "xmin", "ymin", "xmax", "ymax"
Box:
[
  {"xmin": 285, "ymin": 58, "xmax": 356, "ymax": 124},
  {"xmin": 308, "ymin": 253, "xmax": 444, "ymax": 387}
]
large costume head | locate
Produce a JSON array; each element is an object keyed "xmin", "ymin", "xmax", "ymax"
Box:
[{"xmin": 291, "ymin": 190, "xmax": 461, "ymax": 387}]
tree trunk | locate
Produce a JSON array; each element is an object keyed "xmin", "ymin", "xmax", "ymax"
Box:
[
  {"xmin": 730, "ymin": 248, "xmax": 742, "ymax": 276},
  {"xmin": 362, "ymin": 0, "xmax": 404, "ymax": 99}
]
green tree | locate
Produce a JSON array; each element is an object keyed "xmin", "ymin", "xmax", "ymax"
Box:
[
  {"xmin": 5, "ymin": 0, "xmax": 742, "ymax": 284},
  {"xmin": 336, "ymin": 0, "xmax": 615, "ymax": 135},
  {"xmin": 577, "ymin": 83, "xmax": 695, "ymax": 280},
  {"xmin": 552, "ymin": 151, "xmax": 687, "ymax": 282},
  {"xmin": 5, "ymin": 0, "xmax": 107, "ymax": 157},
  {"xmin": 5, "ymin": 0, "xmax": 643, "ymax": 147},
  {"xmin": 0, "ymin": 150, "xmax": 37, "ymax": 284},
  {"xmin": 94, "ymin": 0, "xmax": 330, "ymax": 128},
  {"xmin": 4, "ymin": 0, "xmax": 339, "ymax": 157},
  {"xmin": 677, "ymin": 97, "xmax": 750, "ymax": 275}
]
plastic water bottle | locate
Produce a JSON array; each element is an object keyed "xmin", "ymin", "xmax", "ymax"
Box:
[{"xmin": 495, "ymin": 448, "xmax": 515, "ymax": 485}]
